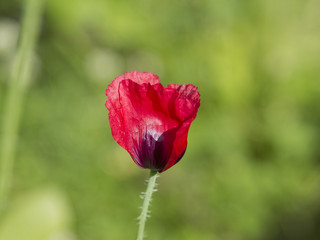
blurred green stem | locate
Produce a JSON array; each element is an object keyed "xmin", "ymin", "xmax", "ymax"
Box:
[
  {"xmin": 0, "ymin": 0, "xmax": 42, "ymax": 215},
  {"xmin": 137, "ymin": 170, "xmax": 158, "ymax": 240}
]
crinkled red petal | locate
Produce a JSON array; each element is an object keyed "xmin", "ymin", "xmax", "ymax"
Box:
[{"xmin": 105, "ymin": 70, "xmax": 160, "ymax": 150}]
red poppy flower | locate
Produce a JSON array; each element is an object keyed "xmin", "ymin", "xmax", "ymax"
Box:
[{"xmin": 105, "ymin": 70, "xmax": 200, "ymax": 172}]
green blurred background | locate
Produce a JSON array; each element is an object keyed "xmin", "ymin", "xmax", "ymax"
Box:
[{"xmin": 1, "ymin": 0, "xmax": 320, "ymax": 239}]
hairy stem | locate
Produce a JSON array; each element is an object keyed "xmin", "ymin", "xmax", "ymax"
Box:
[
  {"xmin": 0, "ymin": 0, "xmax": 42, "ymax": 215},
  {"xmin": 136, "ymin": 170, "xmax": 158, "ymax": 240}
]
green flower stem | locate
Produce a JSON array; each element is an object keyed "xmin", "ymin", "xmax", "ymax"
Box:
[
  {"xmin": 0, "ymin": 0, "xmax": 42, "ymax": 215},
  {"xmin": 137, "ymin": 170, "xmax": 159, "ymax": 240}
]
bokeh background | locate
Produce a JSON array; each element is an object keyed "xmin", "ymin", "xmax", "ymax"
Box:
[{"xmin": 1, "ymin": 0, "xmax": 320, "ymax": 239}]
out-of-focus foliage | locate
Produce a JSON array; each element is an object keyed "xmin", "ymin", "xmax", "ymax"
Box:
[
  {"xmin": 0, "ymin": 0, "xmax": 320, "ymax": 239},
  {"xmin": 0, "ymin": 188, "xmax": 73, "ymax": 240}
]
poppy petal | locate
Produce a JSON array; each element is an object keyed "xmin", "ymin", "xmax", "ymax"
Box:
[
  {"xmin": 105, "ymin": 70, "xmax": 160, "ymax": 150},
  {"xmin": 162, "ymin": 84, "xmax": 200, "ymax": 172}
]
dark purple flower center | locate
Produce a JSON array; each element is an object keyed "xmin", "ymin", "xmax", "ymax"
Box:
[{"xmin": 135, "ymin": 127, "xmax": 185, "ymax": 172}]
